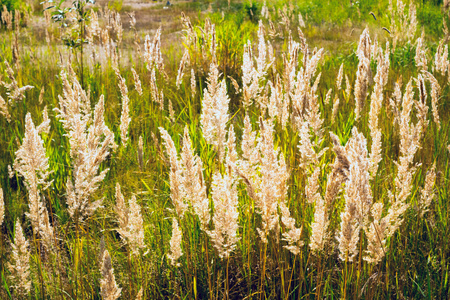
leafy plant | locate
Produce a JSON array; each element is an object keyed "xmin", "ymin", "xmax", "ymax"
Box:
[{"xmin": 42, "ymin": 0, "xmax": 96, "ymax": 86}]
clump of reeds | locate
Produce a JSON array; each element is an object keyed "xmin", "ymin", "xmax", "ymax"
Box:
[
  {"xmin": 291, "ymin": 47, "xmax": 324, "ymax": 134},
  {"xmin": 55, "ymin": 71, "xmax": 116, "ymax": 222},
  {"xmin": 365, "ymin": 77, "xmax": 424, "ymax": 264},
  {"xmin": 237, "ymin": 118, "xmax": 290, "ymax": 243}
]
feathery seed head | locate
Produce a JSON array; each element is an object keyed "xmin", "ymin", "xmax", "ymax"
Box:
[
  {"xmin": 159, "ymin": 128, "xmax": 188, "ymax": 217},
  {"xmin": 208, "ymin": 172, "xmax": 239, "ymax": 259},
  {"xmin": 168, "ymin": 218, "xmax": 183, "ymax": 266},
  {"xmin": 201, "ymin": 63, "xmax": 229, "ymax": 161},
  {"xmin": 8, "ymin": 219, "xmax": 31, "ymax": 296},
  {"xmin": 100, "ymin": 250, "xmax": 121, "ymax": 300}
]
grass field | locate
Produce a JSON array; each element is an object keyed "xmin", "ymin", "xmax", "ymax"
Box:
[{"xmin": 0, "ymin": 0, "xmax": 449, "ymax": 299}]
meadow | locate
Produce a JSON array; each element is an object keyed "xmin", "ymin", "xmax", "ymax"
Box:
[{"xmin": 0, "ymin": 0, "xmax": 449, "ymax": 299}]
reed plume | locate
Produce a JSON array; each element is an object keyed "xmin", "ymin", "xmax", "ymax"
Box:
[
  {"xmin": 415, "ymin": 74, "xmax": 429, "ymax": 135},
  {"xmin": 423, "ymin": 71, "xmax": 441, "ymax": 130},
  {"xmin": 280, "ymin": 200, "xmax": 303, "ymax": 255},
  {"xmin": 383, "ymin": 80, "xmax": 419, "ymax": 236},
  {"xmin": 150, "ymin": 68, "xmax": 164, "ymax": 110},
  {"xmin": 138, "ymin": 135, "xmax": 144, "ymax": 171},
  {"xmin": 325, "ymin": 133, "xmax": 350, "ymax": 206},
  {"xmin": 190, "ymin": 68, "xmax": 196, "ymax": 97},
  {"xmin": 135, "ymin": 288, "xmax": 143, "ymax": 300},
  {"xmin": 257, "ymin": 119, "xmax": 289, "ymax": 242},
  {"xmin": 297, "ymin": 121, "xmax": 326, "ymax": 169},
  {"xmin": 8, "ymin": 219, "xmax": 31, "ymax": 296},
  {"xmin": 14, "ymin": 113, "xmax": 55, "ymax": 250},
  {"xmin": 180, "ymin": 127, "xmax": 210, "ymax": 229},
  {"xmin": 407, "ymin": 2, "xmax": 418, "ymax": 41},
  {"xmin": 176, "ymin": 49, "xmax": 190, "ymax": 88},
  {"xmin": 0, "ymin": 94, "xmax": 10, "ymax": 122},
  {"xmin": 55, "ymin": 73, "xmax": 116, "ymax": 221},
  {"xmin": 363, "ymin": 202, "xmax": 386, "ymax": 264},
  {"xmin": 115, "ymin": 183, "xmax": 146, "ymax": 255},
  {"xmin": 291, "ymin": 48, "xmax": 324, "ymax": 134},
  {"xmin": 144, "ymin": 27, "xmax": 164, "ymax": 72},
  {"xmin": 256, "ymin": 21, "xmax": 267, "ymax": 78},
  {"xmin": 160, "ymin": 126, "xmax": 210, "ymax": 227},
  {"xmin": 242, "ymin": 41, "xmax": 257, "ymax": 107},
  {"xmin": 267, "ymin": 75, "xmax": 289, "ymax": 127},
  {"xmin": 390, "ymin": 77, "xmax": 403, "ymax": 126},
  {"xmin": 308, "ymin": 132, "xmax": 350, "ymax": 254},
  {"xmin": 433, "ymin": 40, "xmax": 448, "ymax": 76},
  {"xmin": 345, "ymin": 74, "xmax": 351, "ymax": 99},
  {"xmin": 39, "ymin": 86, "xmax": 45, "ymax": 104},
  {"xmin": 115, "ymin": 69, "xmax": 131, "ymax": 146},
  {"xmin": 354, "ymin": 29, "xmax": 371, "ymax": 119},
  {"xmin": 331, "ymin": 95, "xmax": 340, "ymax": 123},
  {"xmin": 415, "ymin": 32, "xmax": 428, "ymax": 70},
  {"xmin": 180, "ymin": 12, "xmax": 197, "ymax": 51},
  {"xmin": 282, "ymin": 35, "xmax": 299, "ymax": 97},
  {"xmin": 418, "ymin": 163, "xmax": 436, "ymax": 217},
  {"xmin": 201, "ymin": 62, "xmax": 229, "ymax": 161},
  {"xmin": 37, "ymin": 106, "xmax": 51, "ymax": 135},
  {"xmin": 131, "ymin": 67, "xmax": 143, "ymax": 96},
  {"xmin": 238, "ymin": 119, "xmax": 290, "ymax": 243},
  {"xmin": 308, "ymin": 168, "xmax": 329, "ymax": 253},
  {"xmin": 237, "ymin": 115, "xmax": 260, "ymax": 188},
  {"xmin": 261, "ymin": 1, "xmax": 269, "ymax": 18},
  {"xmin": 336, "ymin": 63, "xmax": 344, "ymax": 91},
  {"xmin": 167, "ymin": 217, "xmax": 183, "ymax": 266},
  {"xmin": 368, "ymin": 43, "xmax": 390, "ymax": 177},
  {"xmin": 159, "ymin": 128, "xmax": 187, "ymax": 216},
  {"xmin": 208, "ymin": 171, "xmax": 239, "ymax": 259},
  {"xmin": 86, "ymin": 11, "xmax": 100, "ymax": 43},
  {"xmin": 324, "ymin": 88, "xmax": 332, "ymax": 105},
  {"xmin": 226, "ymin": 124, "xmax": 238, "ymax": 168},
  {"xmin": 241, "ymin": 22, "xmax": 267, "ymax": 108},
  {"xmin": 1, "ymin": 5, "xmax": 12, "ymax": 30},
  {"xmin": 100, "ymin": 249, "xmax": 122, "ymax": 300},
  {"xmin": 337, "ymin": 127, "xmax": 372, "ymax": 261}
]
